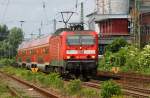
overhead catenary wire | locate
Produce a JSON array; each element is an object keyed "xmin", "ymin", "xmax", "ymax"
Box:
[{"xmin": 1, "ymin": 0, "xmax": 91, "ymax": 39}]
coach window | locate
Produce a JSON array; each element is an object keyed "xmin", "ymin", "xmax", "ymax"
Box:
[
  {"xmin": 36, "ymin": 49, "xmax": 39, "ymax": 54},
  {"xmin": 45, "ymin": 47, "xmax": 49, "ymax": 54},
  {"xmin": 22, "ymin": 50, "xmax": 26, "ymax": 55},
  {"xmin": 30, "ymin": 50, "xmax": 32, "ymax": 55},
  {"xmin": 31, "ymin": 50, "xmax": 36, "ymax": 55},
  {"xmin": 34, "ymin": 50, "xmax": 36, "ymax": 54},
  {"xmin": 19, "ymin": 51, "xmax": 21, "ymax": 56},
  {"xmin": 30, "ymin": 50, "xmax": 33, "ymax": 55},
  {"xmin": 81, "ymin": 35, "xmax": 95, "ymax": 45},
  {"xmin": 42, "ymin": 48, "xmax": 45, "ymax": 54}
]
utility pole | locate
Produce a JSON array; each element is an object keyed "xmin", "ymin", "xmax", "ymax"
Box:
[
  {"xmin": 75, "ymin": 0, "xmax": 78, "ymax": 9},
  {"xmin": 53, "ymin": 19, "xmax": 56, "ymax": 32},
  {"xmin": 20, "ymin": 20, "xmax": 25, "ymax": 28},
  {"xmin": 19, "ymin": 20, "xmax": 25, "ymax": 39},
  {"xmin": 80, "ymin": 2, "xmax": 84, "ymax": 29},
  {"xmin": 132, "ymin": 0, "xmax": 141, "ymax": 48},
  {"xmin": 136, "ymin": 0, "xmax": 141, "ymax": 48},
  {"xmin": 80, "ymin": 2, "xmax": 84, "ymax": 23},
  {"xmin": 38, "ymin": 28, "xmax": 41, "ymax": 38},
  {"xmin": 137, "ymin": 0, "xmax": 141, "ymax": 48}
]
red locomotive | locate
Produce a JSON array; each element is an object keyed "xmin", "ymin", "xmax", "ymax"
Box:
[{"xmin": 16, "ymin": 28, "xmax": 98, "ymax": 79}]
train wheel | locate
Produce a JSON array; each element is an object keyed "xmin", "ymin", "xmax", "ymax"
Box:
[
  {"xmin": 22, "ymin": 63, "xmax": 26, "ymax": 68},
  {"xmin": 54, "ymin": 67, "xmax": 63, "ymax": 74},
  {"xmin": 26, "ymin": 65, "xmax": 30, "ymax": 70},
  {"xmin": 45, "ymin": 66, "xmax": 51, "ymax": 73}
]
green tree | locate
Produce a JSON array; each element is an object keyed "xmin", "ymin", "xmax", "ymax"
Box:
[
  {"xmin": 0, "ymin": 25, "xmax": 9, "ymax": 41},
  {"xmin": 0, "ymin": 40, "xmax": 9, "ymax": 58},
  {"xmin": 106, "ymin": 38, "xmax": 128, "ymax": 53},
  {"xmin": 7, "ymin": 27, "xmax": 24, "ymax": 57},
  {"xmin": 0, "ymin": 25, "xmax": 24, "ymax": 58}
]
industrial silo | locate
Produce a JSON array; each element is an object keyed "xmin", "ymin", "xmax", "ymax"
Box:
[{"xmin": 96, "ymin": 0, "xmax": 129, "ymax": 14}]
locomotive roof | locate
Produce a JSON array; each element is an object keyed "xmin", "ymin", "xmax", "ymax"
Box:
[
  {"xmin": 18, "ymin": 35, "xmax": 51, "ymax": 50},
  {"xmin": 54, "ymin": 28, "xmax": 95, "ymax": 35},
  {"xmin": 18, "ymin": 30, "xmax": 96, "ymax": 50}
]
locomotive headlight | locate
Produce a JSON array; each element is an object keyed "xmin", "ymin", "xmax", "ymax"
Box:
[
  {"xmin": 91, "ymin": 56, "xmax": 95, "ymax": 59},
  {"xmin": 67, "ymin": 56, "xmax": 71, "ymax": 59}
]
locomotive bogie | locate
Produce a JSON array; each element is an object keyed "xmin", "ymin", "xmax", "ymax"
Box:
[{"xmin": 65, "ymin": 60, "xmax": 97, "ymax": 77}]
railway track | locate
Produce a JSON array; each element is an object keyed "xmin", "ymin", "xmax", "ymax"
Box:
[
  {"xmin": 0, "ymin": 71, "xmax": 59, "ymax": 98},
  {"xmin": 7, "ymin": 86, "xmax": 23, "ymax": 98},
  {"xmin": 83, "ymin": 71, "xmax": 150, "ymax": 97},
  {"xmin": 83, "ymin": 81, "xmax": 150, "ymax": 98},
  {"xmin": 97, "ymin": 71, "xmax": 150, "ymax": 83},
  {"xmin": 1, "ymin": 68, "xmax": 150, "ymax": 98}
]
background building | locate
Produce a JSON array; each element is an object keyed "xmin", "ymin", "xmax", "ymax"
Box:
[{"xmin": 87, "ymin": 0, "xmax": 150, "ymax": 54}]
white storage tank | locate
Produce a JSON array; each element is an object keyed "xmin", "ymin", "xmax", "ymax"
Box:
[{"xmin": 96, "ymin": 0, "xmax": 129, "ymax": 14}]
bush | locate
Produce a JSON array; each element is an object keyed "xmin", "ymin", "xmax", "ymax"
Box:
[
  {"xmin": 101, "ymin": 80, "xmax": 122, "ymax": 98},
  {"xmin": 106, "ymin": 38, "xmax": 128, "ymax": 53},
  {"xmin": 98, "ymin": 51, "xmax": 113, "ymax": 71},
  {"xmin": 99, "ymin": 45, "xmax": 142, "ymax": 72},
  {"xmin": 124, "ymin": 46, "xmax": 140, "ymax": 71},
  {"xmin": 0, "ymin": 58, "xmax": 15, "ymax": 66},
  {"xmin": 139, "ymin": 45, "xmax": 150, "ymax": 68}
]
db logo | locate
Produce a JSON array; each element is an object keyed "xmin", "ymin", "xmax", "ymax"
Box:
[{"xmin": 78, "ymin": 50, "xmax": 84, "ymax": 54}]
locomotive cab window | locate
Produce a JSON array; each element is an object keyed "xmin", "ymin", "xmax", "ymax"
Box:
[
  {"xmin": 67, "ymin": 36, "xmax": 80, "ymax": 45},
  {"xmin": 81, "ymin": 36, "xmax": 95, "ymax": 45},
  {"xmin": 67, "ymin": 35, "xmax": 95, "ymax": 45}
]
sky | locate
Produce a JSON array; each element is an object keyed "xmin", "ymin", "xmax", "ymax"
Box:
[{"xmin": 0, "ymin": 0, "xmax": 95, "ymax": 39}]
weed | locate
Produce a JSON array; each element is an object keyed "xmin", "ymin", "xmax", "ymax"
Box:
[
  {"xmin": 66, "ymin": 79, "xmax": 81, "ymax": 95},
  {"xmin": 80, "ymin": 88, "xmax": 100, "ymax": 98},
  {"xmin": 101, "ymin": 80, "xmax": 122, "ymax": 98}
]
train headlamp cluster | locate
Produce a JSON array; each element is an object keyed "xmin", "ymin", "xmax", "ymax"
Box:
[
  {"xmin": 66, "ymin": 55, "xmax": 95, "ymax": 59},
  {"xmin": 66, "ymin": 50, "xmax": 96, "ymax": 59},
  {"xmin": 67, "ymin": 56, "xmax": 71, "ymax": 59},
  {"xmin": 91, "ymin": 56, "xmax": 95, "ymax": 59}
]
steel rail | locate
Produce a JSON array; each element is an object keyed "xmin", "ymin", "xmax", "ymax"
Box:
[
  {"xmin": 7, "ymin": 86, "xmax": 23, "ymax": 98},
  {"xmin": 97, "ymin": 71, "xmax": 150, "ymax": 83}
]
